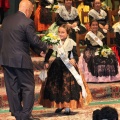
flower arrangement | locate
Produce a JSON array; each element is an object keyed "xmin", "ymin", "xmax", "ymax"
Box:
[
  {"xmin": 95, "ymin": 45, "xmax": 114, "ymax": 58},
  {"xmin": 41, "ymin": 32, "xmax": 60, "ymax": 45},
  {"xmin": 45, "ymin": 2, "xmax": 59, "ymax": 12}
]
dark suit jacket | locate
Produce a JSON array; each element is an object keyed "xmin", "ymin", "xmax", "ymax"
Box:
[
  {"xmin": 0, "ymin": 11, "xmax": 47, "ymax": 69},
  {"xmin": 0, "ymin": 27, "xmax": 2, "ymax": 52}
]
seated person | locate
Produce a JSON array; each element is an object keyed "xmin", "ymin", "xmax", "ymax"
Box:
[
  {"xmin": 88, "ymin": 0, "xmax": 112, "ymax": 36},
  {"xmin": 93, "ymin": 106, "xmax": 118, "ymax": 120},
  {"xmin": 112, "ymin": 6, "xmax": 120, "ymax": 65},
  {"xmin": 56, "ymin": 0, "xmax": 87, "ymax": 41},
  {"xmin": 34, "ymin": 0, "xmax": 57, "ymax": 32},
  {"xmin": 78, "ymin": 19, "xmax": 120, "ymax": 82}
]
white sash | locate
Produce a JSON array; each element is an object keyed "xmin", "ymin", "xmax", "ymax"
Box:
[
  {"xmin": 57, "ymin": 42, "xmax": 87, "ymax": 98},
  {"xmin": 87, "ymin": 31, "xmax": 103, "ymax": 46}
]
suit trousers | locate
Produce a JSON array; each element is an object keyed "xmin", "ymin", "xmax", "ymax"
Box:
[{"xmin": 3, "ymin": 66, "xmax": 35, "ymax": 120}]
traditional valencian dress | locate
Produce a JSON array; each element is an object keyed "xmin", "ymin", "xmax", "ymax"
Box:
[
  {"xmin": 56, "ymin": 5, "xmax": 87, "ymax": 41},
  {"xmin": 40, "ymin": 38, "xmax": 92, "ymax": 109},
  {"xmin": 88, "ymin": 8, "xmax": 113, "ymax": 35},
  {"xmin": 112, "ymin": 22, "xmax": 120, "ymax": 65},
  {"xmin": 78, "ymin": 31, "xmax": 120, "ymax": 82}
]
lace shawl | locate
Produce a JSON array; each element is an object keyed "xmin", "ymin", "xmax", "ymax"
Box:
[
  {"xmin": 88, "ymin": 9, "xmax": 107, "ymax": 20},
  {"xmin": 58, "ymin": 5, "xmax": 78, "ymax": 20}
]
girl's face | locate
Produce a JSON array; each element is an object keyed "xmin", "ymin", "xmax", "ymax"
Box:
[
  {"xmin": 64, "ymin": 0, "xmax": 72, "ymax": 7},
  {"xmin": 58, "ymin": 27, "xmax": 68, "ymax": 40},
  {"xmin": 94, "ymin": 0, "xmax": 101, "ymax": 11},
  {"xmin": 90, "ymin": 21, "xmax": 98, "ymax": 32}
]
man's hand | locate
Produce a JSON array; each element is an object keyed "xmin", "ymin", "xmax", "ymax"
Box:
[
  {"xmin": 47, "ymin": 45, "xmax": 53, "ymax": 49},
  {"xmin": 40, "ymin": 51, "xmax": 46, "ymax": 57},
  {"xmin": 44, "ymin": 63, "xmax": 49, "ymax": 69}
]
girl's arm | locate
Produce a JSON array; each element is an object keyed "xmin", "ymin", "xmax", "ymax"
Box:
[
  {"xmin": 44, "ymin": 49, "xmax": 54, "ymax": 63},
  {"xmin": 115, "ymin": 32, "xmax": 120, "ymax": 45},
  {"xmin": 72, "ymin": 46, "xmax": 78, "ymax": 62},
  {"xmin": 85, "ymin": 38, "xmax": 92, "ymax": 46},
  {"xmin": 56, "ymin": 14, "xmax": 68, "ymax": 26}
]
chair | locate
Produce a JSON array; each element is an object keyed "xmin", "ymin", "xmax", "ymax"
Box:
[
  {"xmin": 81, "ymin": 9, "xmax": 90, "ymax": 31},
  {"xmin": 81, "ymin": 9, "xmax": 89, "ymax": 24},
  {"xmin": 111, "ymin": 0, "xmax": 120, "ymax": 10},
  {"xmin": 108, "ymin": 9, "xmax": 119, "ymax": 26},
  {"xmin": 106, "ymin": 31, "xmax": 116, "ymax": 47},
  {"xmin": 52, "ymin": 12, "xmax": 57, "ymax": 23},
  {"xmin": 76, "ymin": 32, "xmax": 87, "ymax": 57}
]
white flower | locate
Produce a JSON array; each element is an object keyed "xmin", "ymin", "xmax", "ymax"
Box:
[
  {"xmin": 45, "ymin": 5, "xmax": 51, "ymax": 9},
  {"xmin": 95, "ymin": 51, "xmax": 99, "ymax": 56}
]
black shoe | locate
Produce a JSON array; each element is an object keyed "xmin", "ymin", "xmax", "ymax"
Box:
[
  {"xmin": 64, "ymin": 108, "xmax": 71, "ymax": 115},
  {"xmin": 55, "ymin": 108, "xmax": 64, "ymax": 113},
  {"xmin": 11, "ymin": 112, "xmax": 14, "ymax": 116},
  {"xmin": 29, "ymin": 115, "xmax": 40, "ymax": 120},
  {"xmin": 64, "ymin": 111, "xmax": 71, "ymax": 115}
]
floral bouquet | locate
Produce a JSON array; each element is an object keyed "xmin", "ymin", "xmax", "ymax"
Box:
[
  {"xmin": 45, "ymin": 2, "xmax": 59, "ymax": 12},
  {"xmin": 95, "ymin": 45, "xmax": 114, "ymax": 58},
  {"xmin": 41, "ymin": 32, "xmax": 60, "ymax": 45}
]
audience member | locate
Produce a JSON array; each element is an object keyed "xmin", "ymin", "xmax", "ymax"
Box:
[
  {"xmin": 93, "ymin": 106, "xmax": 118, "ymax": 120},
  {"xmin": 34, "ymin": 0, "xmax": 57, "ymax": 32}
]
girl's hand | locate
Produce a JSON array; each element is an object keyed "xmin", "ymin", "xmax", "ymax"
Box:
[
  {"xmin": 67, "ymin": 23, "xmax": 72, "ymax": 28},
  {"xmin": 44, "ymin": 63, "xmax": 49, "ymax": 69},
  {"xmin": 104, "ymin": 24, "xmax": 109, "ymax": 30},
  {"xmin": 48, "ymin": 45, "xmax": 53, "ymax": 49},
  {"xmin": 69, "ymin": 59, "xmax": 76, "ymax": 66},
  {"xmin": 99, "ymin": 24, "xmax": 104, "ymax": 29},
  {"xmin": 71, "ymin": 22, "xmax": 77, "ymax": 28},
  {"xmin": 40, "ymin": 51, "xmax": 46, "ymax": 57}
]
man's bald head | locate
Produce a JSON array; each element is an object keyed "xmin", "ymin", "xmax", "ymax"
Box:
[{"xmin": 19, "ymin": 0, "xmax": 33, "ymax": 18}]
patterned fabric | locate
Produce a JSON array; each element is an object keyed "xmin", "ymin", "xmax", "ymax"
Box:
[
  {"xmin": 39, "ymin": 38, "xmax": 92, "ymax": 108},
  {"xmin": 40, "ymin": 61, "xmax": 92, "ymax": 108},
  {"xmin": 88, "ymin": 9, "xmax": 107, "ymax": 20},
  {"xmin": 78, "ymin": 53, "xmax": 120, "ymax": 82},
  {"xmin": 58, "ymin": 6, "xmax": 78, "ymax": 20},
  {"xmin": 34, "ymin": 5, "xmax": 51, "ymax": 32}
]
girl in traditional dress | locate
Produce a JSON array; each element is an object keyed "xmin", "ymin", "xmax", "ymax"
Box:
[
  {"xmin": 112, "ymin": 7, "xmax": 120, "ymax": 65},
  {"xmin": 39, "ymin": 24, "xmax": 92, "ymax": 115},
  {"xmin": 78, "ymin": 19, "xmax": 120, "ymax": 82}
]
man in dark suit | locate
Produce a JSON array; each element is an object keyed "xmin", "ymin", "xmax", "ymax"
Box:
[{"xmin": 0, "ymin": 0, "xmax": 47, "ymax": 120}]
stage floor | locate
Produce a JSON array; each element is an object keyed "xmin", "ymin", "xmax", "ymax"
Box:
[{"xmin": 0, "ymin": 103, "xmax": 120, "ymax": 120}]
